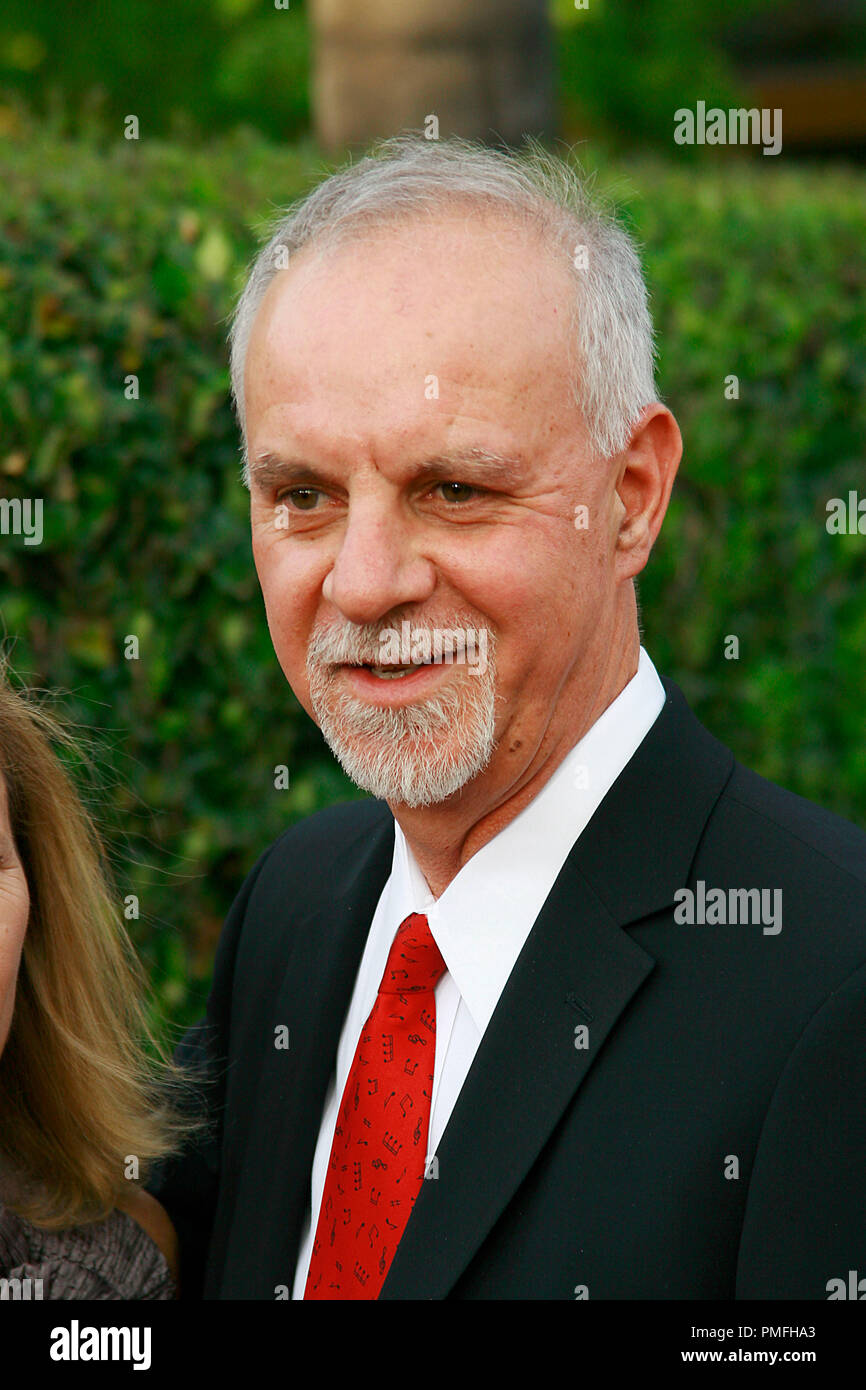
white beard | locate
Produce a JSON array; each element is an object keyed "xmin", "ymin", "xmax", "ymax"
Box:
[{"xmin": 306, "ymin": 619, "xmax": 497, "ymax": 807}]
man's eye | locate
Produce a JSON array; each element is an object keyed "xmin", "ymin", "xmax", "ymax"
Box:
[
  {"xmin": 279, "ymin": 488, "xmax": 321, "ymax": 511},
  {"xmin": 436, "ymin": 482, "xmax": 477, "ymax": 503}
]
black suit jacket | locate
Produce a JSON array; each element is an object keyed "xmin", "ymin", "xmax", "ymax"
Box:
[{"xmin": 150, "ymin": 678, "xmax": 866, "ymax": 1299}]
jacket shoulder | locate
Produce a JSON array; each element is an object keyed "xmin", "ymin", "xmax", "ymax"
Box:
[
  {"xmin": 260, "ymin": 796, "xmax": 391, "ymax": 874},
  {"xmin": 720, "ymin": 761, "xmax": 866, "ymax": 891},
  {"xmin": 234, "ymin": 796, "xmax": 393, "ymax": 937},
  {"xmin": 204, "ymin": 796, "xmax": 391, "ymax": 999}
]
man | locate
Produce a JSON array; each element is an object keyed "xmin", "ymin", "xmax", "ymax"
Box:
[{"xmin": 151, "ymin": 136, "xmax": 866, "ymax": 1300}]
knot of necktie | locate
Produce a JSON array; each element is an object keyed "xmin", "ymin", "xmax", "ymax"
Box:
[{"xmin": 377, "ymin": 912, "xmax": 446, "ymax": 994}]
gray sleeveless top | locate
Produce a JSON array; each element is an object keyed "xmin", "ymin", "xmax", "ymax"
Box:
[{"xmin": 0, "ymin": 1204, "xmax": 174, "ymax": 1300}]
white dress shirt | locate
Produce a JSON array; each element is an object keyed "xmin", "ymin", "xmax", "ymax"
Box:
[{"xmin": 292, "ymin": 646, "xmax": 666, "ymax": 1296}]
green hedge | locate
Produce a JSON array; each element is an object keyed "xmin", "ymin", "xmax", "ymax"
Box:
[
  {"xmin": 0, "ymin": 0, "xmax": 311, "ymax": 143},
  {"xmin": 1, "ymin": 124, "xmax": 864, "ymax": 1033}
]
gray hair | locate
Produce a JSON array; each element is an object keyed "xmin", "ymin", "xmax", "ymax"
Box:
[{"xmin": 229, "ymin": 134, "xmax": 658, "ymax": 484}]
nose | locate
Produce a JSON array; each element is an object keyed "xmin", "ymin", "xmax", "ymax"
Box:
[{"xmin": 321, "ymin": 497, "xmax": 436, "ymax": 625}]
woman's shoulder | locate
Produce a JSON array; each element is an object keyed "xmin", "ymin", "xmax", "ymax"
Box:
[{"xmin": 0, "ymin": 1200, "xmax": 175, "ymax": 1301}]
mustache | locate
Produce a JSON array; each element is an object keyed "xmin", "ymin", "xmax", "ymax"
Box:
[{"xmin": 306, "ymin": 615, "xmax": 492, "ymax": 668}]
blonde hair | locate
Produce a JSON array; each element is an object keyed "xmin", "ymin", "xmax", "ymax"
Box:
[{"xmin": 0, "ymin": 663, "xmax": 198, "ymax": 1228}]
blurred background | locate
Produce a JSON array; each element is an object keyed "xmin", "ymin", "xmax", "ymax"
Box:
[{"xmin": 1, "ymin": 1, "xmax": 864, "ymax": 1038}]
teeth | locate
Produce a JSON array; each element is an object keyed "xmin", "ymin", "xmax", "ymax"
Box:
[{"xmin": 368, "ymin": 664, "xmax": 423, "ymax": 679}]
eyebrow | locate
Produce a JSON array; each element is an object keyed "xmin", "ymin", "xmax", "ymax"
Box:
[{"xmin": 247, "ymin": 446, "xmax": 528, "ymax": 493}]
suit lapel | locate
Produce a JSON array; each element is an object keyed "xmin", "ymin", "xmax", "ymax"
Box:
[
  {"xmin": 218, "ymin": 807, "xmax": 394, "ymax": 1297},
  {"xmin": 380, "ymin": 679, "xmax": 734, "ymax": 1298},
  {"xmin": 379, "ymin": 866, "xmax": 655, "ymax": 1299}
]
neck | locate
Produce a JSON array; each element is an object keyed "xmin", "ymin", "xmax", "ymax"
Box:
[{"xmin": 390, "ymin": 630, "xmax": 640, "ymax": 897}]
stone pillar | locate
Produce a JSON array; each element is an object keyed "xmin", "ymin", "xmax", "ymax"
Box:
[{"xmin": 309, "ymin": 0, "xmax": 556, "ymax": 151}]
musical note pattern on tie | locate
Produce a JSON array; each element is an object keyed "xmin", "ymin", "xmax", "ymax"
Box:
[{"xmin": 304, "ymin": 913, "xmax": 446, "ymax": 1300}]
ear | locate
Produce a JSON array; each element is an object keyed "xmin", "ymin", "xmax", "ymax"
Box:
[{"xmin": 612, "ymin": 404, "xmax": 682, "ymax": 581}]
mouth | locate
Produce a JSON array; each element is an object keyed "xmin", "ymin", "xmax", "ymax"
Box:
[
  {"xmin": 333, "ymin": 659, "xmax": 449, "ymax": 701},
  {"xmin": 354, "ymin": 662, "xmax": 432, "ymax": 680}
]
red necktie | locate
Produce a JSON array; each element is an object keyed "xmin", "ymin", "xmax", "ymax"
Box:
[{"xmin": 304, "ymin": 912, "xmax": 446, "ymax": 1299}]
